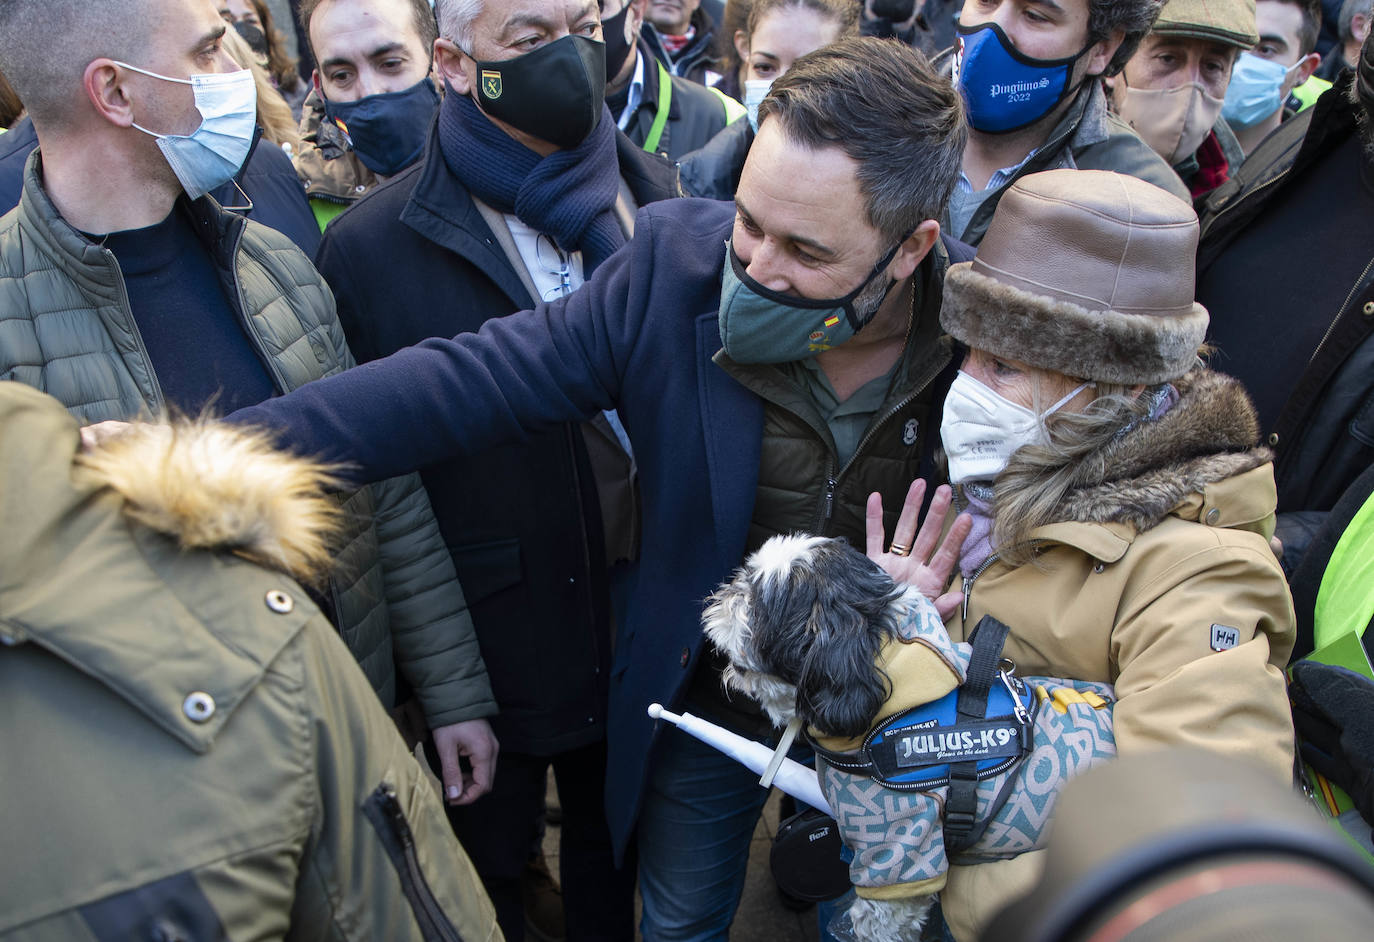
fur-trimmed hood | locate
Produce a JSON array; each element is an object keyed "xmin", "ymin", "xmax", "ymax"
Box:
[
  {"xmin": 77, "ymin": 419, "xmax": 343, "ymax": 584},
  {"xmin": 0, "ymin": 384, "xmax": 342, "ymax": 589},
  {"xmin": 1043, "ymin": 368, "xmax": 1271, "ymax": 533}
]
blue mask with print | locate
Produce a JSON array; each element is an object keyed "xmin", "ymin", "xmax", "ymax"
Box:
[{"xmin": 953, "ymin": 22, "xmax": 1088, "ymax": 133}]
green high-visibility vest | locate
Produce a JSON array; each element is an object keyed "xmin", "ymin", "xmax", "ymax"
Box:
[
  {"xmin": 1314, "ymin": 485, "xmax": 1374, "ymax": 650},
  {"xmin": 642, "ymin": 61, "xmax": 747, "ymax": 155},
  {"xmin": 1291, "ymin": 75, "xmax": 1332, "ymax": 113}
]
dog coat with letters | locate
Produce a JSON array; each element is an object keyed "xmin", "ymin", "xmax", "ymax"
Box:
[{"xmin": 811, "ymin": 591, "xmax": 1116, "ymax": 901}]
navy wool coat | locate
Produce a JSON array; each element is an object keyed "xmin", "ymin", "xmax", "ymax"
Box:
[{"xmin": 234, "ymin": 198, "xmax": 968, "ymax": 856}]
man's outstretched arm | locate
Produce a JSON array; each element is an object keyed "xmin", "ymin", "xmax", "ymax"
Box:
[{"xmin": 229, "ymin": 232, "xmax": 650, "ymax": 484}]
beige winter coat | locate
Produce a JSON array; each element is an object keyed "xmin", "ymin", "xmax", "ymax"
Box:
[{"xmin": 937, "ymin": 369, "xmax": 1297, "ymax": 940}]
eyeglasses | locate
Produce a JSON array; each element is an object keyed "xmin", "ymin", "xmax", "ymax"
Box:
[{"xmin": 536, "ymin": 234, "xmax": 573, "ymax": 302}]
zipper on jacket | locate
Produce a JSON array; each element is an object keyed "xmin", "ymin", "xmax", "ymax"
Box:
[
  {"xmin": 361, "ymin": 785, "xmax": 466, "ymax": 942},
  {"xmin": 961, "ymin": 552, "xmax": 1001, "ymax": 622},
  {"xmin": 307, "ymin": 190, "xmax": 357, "ymax": 206},
  {"xmin": 225, "ymin": 221, "xmax": 295, "ymax": 393},
  {"xmin": 823, "ymin": 342, "xmax": 946, "ymax": 533},
  {"xmin": 822, "ymin": 475, "xmax": 837, "ymax": 527},
  {"xmin": 841, "ymin": 391, "xmax": 920, "ymax": 480},
  {"xmin": 100, "ymin": 248, "xmax": 167, "ymax": 414},
  {"xmin": 1307, "ymin": 255, "xmax": 1374, "ymax": 369},
  {"xmin": 811, "ymin": 388, "xmax": 913, "ymax": 535}
]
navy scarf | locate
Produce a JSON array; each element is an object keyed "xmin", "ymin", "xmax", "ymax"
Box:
[{"xmin": 438, "ymin": 89, "xmax": 624, "ymax": 273}]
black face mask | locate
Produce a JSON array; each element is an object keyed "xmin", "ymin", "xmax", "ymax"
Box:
[
  {"xmin": 601, "ymin": 3, "xmax": 636, "ymax": 81},
  {"xmin": 233, "ymin": 20, "xmax": 270, "ymax": 59},
  {"xmin": 870, "ymin": 0, "xmax": 915, "ymax": 22},
  {"xmin": 471, "ymin": 35, "xmax": 607, "ymax": 149},
  {"xmin": 324, "ymin": 77, "xmax": 439, "ymax": 176}
]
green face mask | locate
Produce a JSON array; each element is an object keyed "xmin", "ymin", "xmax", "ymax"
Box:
[{"xmin": 717, "ymin": 240, "xmax": 901, "ymax": 364}]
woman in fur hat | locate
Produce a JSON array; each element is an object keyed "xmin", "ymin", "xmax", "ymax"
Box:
[{"xmin": 871, "ymin": 168, "xmax": 1297, "ymax": 942}]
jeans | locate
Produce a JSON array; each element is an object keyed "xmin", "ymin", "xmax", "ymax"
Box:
[{"xmin": 636, "ymin": 725, "xmax": 812, "ymax": 941}]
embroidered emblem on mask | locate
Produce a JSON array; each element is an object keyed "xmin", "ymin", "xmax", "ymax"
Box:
[
  {"xmin": 482, "ymin": 70, "xmax": 502, "ymax": 99},
  {"xmin": 1210, "ymin": 624, "xmax": 1239, "ymax": 651},
  {"xmin": 902, "ymin": 418, "xmax": 919, "ymax": 446},
  {"xmin": 823, "ymin": 315, "xmax": 840, "ymax": 327}
]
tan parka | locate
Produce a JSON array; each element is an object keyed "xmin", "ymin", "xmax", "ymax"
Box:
[
  {"xmin": 0, "ymin": 384, "xmax": 500, "ymax": 941},
  {"xmin": 936, "ymin": 369, "xmax": 1298, "ymax": 941}
]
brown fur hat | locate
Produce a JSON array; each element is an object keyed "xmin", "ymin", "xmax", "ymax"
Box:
[{"xmin": 941, "ymin": 170, "xmax": 1210, "ymax": 385}]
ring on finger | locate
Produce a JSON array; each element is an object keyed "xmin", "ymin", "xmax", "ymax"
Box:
[{"xmin": 889, "ymin": 541, "xmax": 912, "ymax": 557}]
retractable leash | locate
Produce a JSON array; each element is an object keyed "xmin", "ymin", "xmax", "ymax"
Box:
[{"xmin": 810, "ymin": 614, "xmax": 1035, "ymax": 852}]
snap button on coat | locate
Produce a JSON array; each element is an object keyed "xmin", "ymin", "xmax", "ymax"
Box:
[
  {"xmin": 183, "ymin": 692, "xmax": 216, "ymax": 723},
  {"xmin": 1205, "ymin": 508, "xmax": 1221, "ymax": 525},
  {"xmin": 265, "ymin": 590, "xmax": 294, "ymax": 613}
]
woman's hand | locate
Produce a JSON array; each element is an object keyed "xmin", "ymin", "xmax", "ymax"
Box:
[{"xmin": 866, "ymin": 479, "xmax": 972, "ymax": 619}]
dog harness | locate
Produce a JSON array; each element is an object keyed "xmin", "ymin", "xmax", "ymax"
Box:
[{"xmin": 811, "ymin": 615, "xmax": 1034, "ymax": 853}]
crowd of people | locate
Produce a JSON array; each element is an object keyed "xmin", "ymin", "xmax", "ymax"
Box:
[{"xmin": 1, "ymin": 0, "xmax": 1373, "ymax": 940}]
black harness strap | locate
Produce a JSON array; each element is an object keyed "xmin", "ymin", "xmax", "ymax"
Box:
[{"xmin": 945, "ymin": 614, "xmax": 1014, "ymax": 852}]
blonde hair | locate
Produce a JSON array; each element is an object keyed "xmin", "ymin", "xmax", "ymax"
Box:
[
  {"xmin": 223, "ymin": 26, "xmax": 301, "ymax": 152},
  {"xmin": 989, "ymin": 382, "xmax": 1156, "ymax": 567}
]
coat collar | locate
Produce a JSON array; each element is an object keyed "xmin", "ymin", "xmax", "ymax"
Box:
[
  {"xmin": 398, "ymin": 131, "xmax": 532, "ymax": 309},
  {"xmin": 13, "ymin": 149, "xmax": 249, "ymax": 415},
  {"xmin": 1034, "ymin": 369, "xmax": 1274, "ymax": 538},
  {"xmin": 397, "ymin": 125, "xmax": 681, "ymax": 310}
]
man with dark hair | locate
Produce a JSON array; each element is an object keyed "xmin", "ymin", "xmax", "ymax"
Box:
[
  {"xmin": 604, "ymin": 0, "xmax": 745, "ymax": 159},
  {"xmin": 1195, "ymin": 29, "xmax": 1374, "ymax": 581},
  {"xmin": 1225, "ymin": 0, "xmax": 1324, "ymax": 153},
  {"xmin": 943, "ymin": 0, "xmax": 1188, "ymax": 245},
  {"xmin": 293, "ymin": 0, "xmax": 439, "ymax": 228},
  {"xmin": 643, "ymin": 0, "xmax": 724, "ymax": 84},
  {"xmin": 0, "ymin": 0, "xmax": 498, "ymax": 815},
  {"xmin": 231, "ymin": 36, "xmax": 971, "ymax": 942}
]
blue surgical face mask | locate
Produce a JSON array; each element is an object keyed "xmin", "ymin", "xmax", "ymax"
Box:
[
  {"xmin": 717, "ymin": 239, "xmax": 901, "ymax": 364},
  {"xmin": 118, "ymin": 62, "xmax": 258, "ymax": 200},
  {"xmin": 324, "ymin": 77, "xmax": 439, "ymax": 177},
  {"xmin": 1222, "ymin": 52, "xmax": 1300, "ymax": 128},
  {"xmin": 953, "ymin": 22, "xmax": 1090, "ymax": 133},
  {"xmin": 744, "ymin": 78, "xmax": 772, "ymax": 133}
]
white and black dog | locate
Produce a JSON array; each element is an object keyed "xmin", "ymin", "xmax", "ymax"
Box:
[{"xmin": 702, "ymin": 533, "xmax": 1117, "ymax": 942}]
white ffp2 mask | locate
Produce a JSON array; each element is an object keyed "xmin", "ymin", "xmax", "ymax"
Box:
[{"xmin": 940, "ymin": 370, "xmax": 1093, "ymax": 484}]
